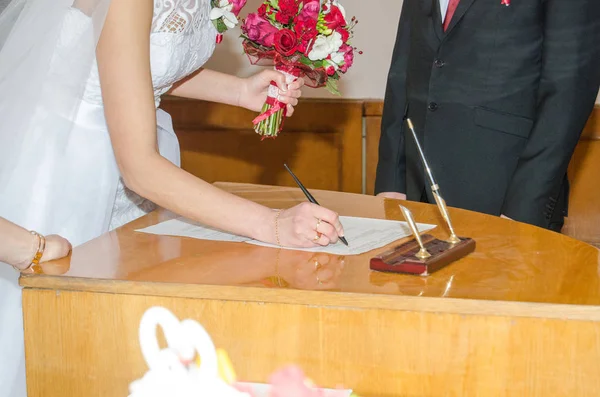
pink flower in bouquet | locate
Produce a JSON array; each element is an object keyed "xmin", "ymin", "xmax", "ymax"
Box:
[
  {"xmin": 338, "ymin": 44, "xmax": 354, "ymax": 73},
  {"xmin": 324, "ymin": 5, "xmax": 346, "ymax": 30},
  {"xmin": 274, "ymin": 29, "xmax": 299, "ymax": 57},
  {"xmin": 242, "ymin": 13, "xmax": 279, "ymax": 47},
  {"xmin": 298, "ymin": 0, "xmax": 320, "ymax": 22},
  {"xmin": 231, "ymin": 0, "xmax": 247, "ymax": 15}
]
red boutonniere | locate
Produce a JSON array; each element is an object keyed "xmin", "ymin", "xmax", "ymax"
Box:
[{"xmin": 501, "ymin": 0, "xmax": 510, "ymax": 6}]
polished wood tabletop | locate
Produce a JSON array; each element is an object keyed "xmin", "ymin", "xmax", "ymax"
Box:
[{"xmin": 21, "ymin": 182, "xmax": 600, "ymax": 316}]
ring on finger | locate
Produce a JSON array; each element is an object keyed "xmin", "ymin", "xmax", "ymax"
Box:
[{"xmin": 315, "ymin": 218, "xmax": 321, "ymax": 232}]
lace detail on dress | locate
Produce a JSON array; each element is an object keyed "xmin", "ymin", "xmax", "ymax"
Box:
[
  {"xmin": 149, "ymin": 0, "xmax": 215, "ymax": 106},
  {"xmin": 153, "ymin": 0, "xmax": 203, "ymax": 34},
  {"xmin": 80, "ymin": 0, "xmax": 216, "ymax": 107}
]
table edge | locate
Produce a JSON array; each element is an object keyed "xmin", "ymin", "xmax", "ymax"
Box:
[{"xmin": 20, "ymin": 275, "xmax": 600, "ymax": 322}]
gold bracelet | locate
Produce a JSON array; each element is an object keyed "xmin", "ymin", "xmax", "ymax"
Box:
[
  {"xmin": 274, "ymin": 209, "xmax": 282, "ymax": 247},
  {"xmin": 18, "ymin": 231, "xmax": 46, "ymax": 272}
]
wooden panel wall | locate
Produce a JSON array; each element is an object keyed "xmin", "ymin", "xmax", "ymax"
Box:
[
  {"xmin": 162, "ymin": 97, "xmax": 599, "ymax": 245},
  {"xmin": 160, "ymin": 97, "xmax": 363, "ymax": 194}
]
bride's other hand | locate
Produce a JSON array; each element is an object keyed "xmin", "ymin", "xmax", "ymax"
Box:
[
  {"xmin": 41, "ymin": 235, "xmax": 72, "ymax": 264},
  {"xmin": 275, "ymin": 202, "xmax": 344, "ymax": 248},
  {"xmin": 239, "ymin": 70, "xmax": 305, "ymax": 116},
  {"xmin": 0, "ymin": 217, "xmax": 72, "ymax": 271}
]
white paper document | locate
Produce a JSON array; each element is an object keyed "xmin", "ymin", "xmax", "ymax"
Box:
[{"xmin": 136, "ymin": 216, "xmax": 435, "ymax": 256}]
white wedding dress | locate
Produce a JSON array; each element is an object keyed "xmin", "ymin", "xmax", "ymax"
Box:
[{"xmin": 0, "ymin": 1, "xmax": 217, "ymax": 395}]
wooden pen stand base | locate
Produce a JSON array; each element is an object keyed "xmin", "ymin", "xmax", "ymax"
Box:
[{"xmin": 370, "ymin": 234, "xmax": 476, "ymax": 276}]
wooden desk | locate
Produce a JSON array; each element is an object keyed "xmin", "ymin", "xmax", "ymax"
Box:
[{"xmin": 21, "ymin": 183, "xmax": 600, "ymax": 397}]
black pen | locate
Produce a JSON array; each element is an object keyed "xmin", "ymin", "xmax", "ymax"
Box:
[{"xmin": 283, "ymin": 163, "xmax": 349, "ymax": 246}]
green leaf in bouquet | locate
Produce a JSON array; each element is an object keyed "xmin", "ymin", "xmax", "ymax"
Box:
[
  {"xmin": 266, "ymin": 12, "xmax": 284, "ymax": 27},
  {"xmin": 299, "ymin": 55, "xmax": 312, "ymax": 66},
  {"xmin": 325, "ymin": 78, "xmax": 341, "ymax": 96},
  {"xmin": 215, "ymin": 18, "xmax": 228, "ymax": 33}
]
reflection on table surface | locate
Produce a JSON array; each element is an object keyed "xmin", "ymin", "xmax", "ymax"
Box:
[{"xmin": 27, "ymin": 183, "xmax": 600, "ymax": 306}]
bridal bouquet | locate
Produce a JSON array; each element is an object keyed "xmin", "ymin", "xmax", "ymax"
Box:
[{"xmin": 241, "ymin": 0, "xmax": 358, "ymax": 139}]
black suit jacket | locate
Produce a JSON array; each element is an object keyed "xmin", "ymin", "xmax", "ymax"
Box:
[{"xmin": 375, "ymin": 0, "xmax": 600, "ymax": 231}]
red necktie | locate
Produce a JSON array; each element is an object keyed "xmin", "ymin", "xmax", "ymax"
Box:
[{"xmin": 443, "ymin": 0, "xmax": 461, "ymax": 31}]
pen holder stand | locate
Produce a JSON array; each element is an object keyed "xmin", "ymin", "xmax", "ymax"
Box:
[{"xmin": 370, "ymin": 234, "xmax": 476, "ymax": 276}]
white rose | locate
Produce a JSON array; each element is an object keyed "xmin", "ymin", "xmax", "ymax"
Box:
[{"xmin": 308, "ymin": 31, "xmax": 343, "ymax": 61}]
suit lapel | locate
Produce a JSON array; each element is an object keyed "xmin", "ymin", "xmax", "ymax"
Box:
[{"xmin": 444, "ymin": 0, "xmax": 477, "ymax": 36}]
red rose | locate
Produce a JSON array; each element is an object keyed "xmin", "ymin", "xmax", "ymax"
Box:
[
  {"xmin": 274, "ymin": 29, "xmax": 298, "ymax": 56},
  {"xmin": 324, "ymin": 5, "xmax": 346, "ymax": 30},
  {"xmin": 326, "ymin": 65, "xmax": 336, "ymax": 76},
  {"xmin": 242, "ymin": 13, "xmax": 279, "ymax": 47}
]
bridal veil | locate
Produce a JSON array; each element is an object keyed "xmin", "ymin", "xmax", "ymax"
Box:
[{"xmin": 0, "ymin": 0, "xmax": 111, "ymax": 190}]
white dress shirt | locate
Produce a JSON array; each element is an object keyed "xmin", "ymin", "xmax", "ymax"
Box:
[{"xmin": 439, "ymin": 0, "xmax": 450, "ymax": 22}]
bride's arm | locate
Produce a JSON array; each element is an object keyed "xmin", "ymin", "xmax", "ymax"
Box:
[
  {"xmin": 168, "ymin": 69, "xmax": 242, "ymax": 106},
  {"xmin": 96, "ymin": 0, "xmax": 342, "ymax": 247},
  {"xmin": 168, "ymin": 68, "xmax": 304, "ymax": 115}
]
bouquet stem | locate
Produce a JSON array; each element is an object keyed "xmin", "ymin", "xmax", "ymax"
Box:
[{"xmin": 253, "ymin": 68, "xmax": 297, "ymax": 139}]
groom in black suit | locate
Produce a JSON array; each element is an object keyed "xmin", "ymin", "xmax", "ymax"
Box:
[{"xmin": 375, "ymin": 0, "xmax": 600, "ymax": 231}]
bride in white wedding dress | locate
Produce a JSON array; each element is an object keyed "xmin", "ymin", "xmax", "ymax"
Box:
[{"xmin": 0, "ymin": 0, "xmax": 346, "ymax": 395}]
